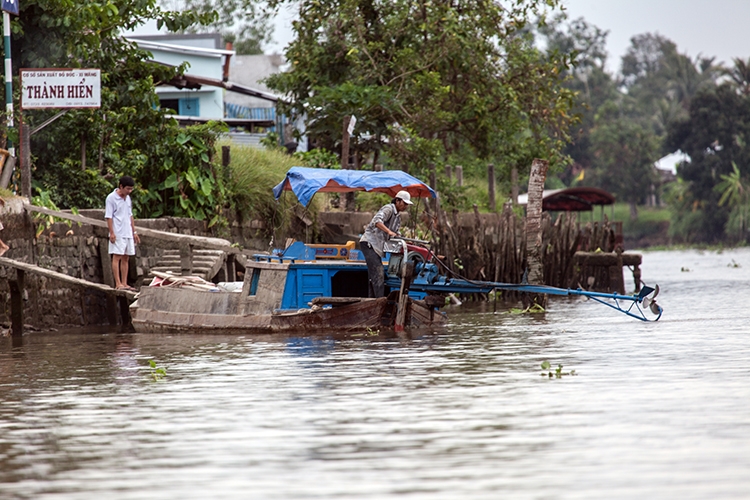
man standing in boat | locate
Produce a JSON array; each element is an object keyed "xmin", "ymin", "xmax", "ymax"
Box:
[
  {"xmin": 105, "ymin": 175, "xmax": 141, "ymax": 291},
  {"xmin": 359, "ymin": 191, "xmax": 413, "ymax": 297}
]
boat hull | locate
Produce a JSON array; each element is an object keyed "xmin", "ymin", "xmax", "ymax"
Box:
[{"xmin": 131, "ymin": 289, "xmax": 445, "ymax": 335}]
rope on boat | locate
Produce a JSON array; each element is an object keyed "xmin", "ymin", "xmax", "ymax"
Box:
[{"xmin": 149, "ymin": 271, "xmax": 220, "ymax": 291}]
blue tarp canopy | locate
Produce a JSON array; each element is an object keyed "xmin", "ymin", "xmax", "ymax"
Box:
[{"xmin": 273, "ymin": 167, "xmax": 437, "ymax": 206}]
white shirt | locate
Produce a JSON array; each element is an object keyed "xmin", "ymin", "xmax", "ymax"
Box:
[{"xmin": 105, "ymin": 189, "xmax": 133, "ymax": 239}]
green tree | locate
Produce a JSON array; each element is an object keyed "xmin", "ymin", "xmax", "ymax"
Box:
[
  {"xmin": 590, "ymin": 102, "xmax": 660, "ymax": 220},
  {"xmin": 620, "ymin": 33, "xmax": 720, "ymax": 137},
  {"xmin": 6, "ymin": 0, "xmax": 231, "ymax": 223},
  {"xmin": 265, "ymin": 0, "xmax": 577, "ymax": 186},
  {"xmin": 666, "ymin": 84, "xmax": 750, "ymax": 242},
  {"xmin": 537, "ymin": 14, "xmax": 618, "ymax": 185},
  {"xmin": 714, "ymin": 161, "xmax": 750, "ymax": 241},
  {"xmin": 724, "ymin": 57, "xmax": 750, "ymax": 96}
]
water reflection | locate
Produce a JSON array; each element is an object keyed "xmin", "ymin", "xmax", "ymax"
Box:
[{"xmin": 1, "ymin": 249, "xmax": 750, "ymax": 499}]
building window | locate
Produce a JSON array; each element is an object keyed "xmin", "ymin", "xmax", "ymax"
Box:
[
  {"xmin": 159, "ymin": 99, "xmax": 179, "ymax": 114},
  {"xmin": 179, "ymin": 98, "xmax": 200, "ymax": 116}
]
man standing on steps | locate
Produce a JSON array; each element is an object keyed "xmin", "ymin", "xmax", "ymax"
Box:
[
  {"xmin": 359, "ymin": 190, "xmax": 413, "ymax": 298},
  {"xmin": 105, "ymin": 176, "xmax": 140, "ymax": 291}
]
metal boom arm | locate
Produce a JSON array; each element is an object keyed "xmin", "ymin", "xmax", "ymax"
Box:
[{"xmin": 385, "ymin": 271, "xmax": 663, "ymax": 322}]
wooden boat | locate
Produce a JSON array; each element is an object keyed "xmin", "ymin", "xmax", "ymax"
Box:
[
  {"xmin": 130, "ymin": 167, "xmax": 662, "ymax": 333},
  {"xmin": 131, "ymin": 245, "xmax": 447, "ymax": 334}
]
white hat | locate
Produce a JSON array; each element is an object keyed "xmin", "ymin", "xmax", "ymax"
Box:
[{"xmin": 395, "ymin": 190, "xmax": 414, "ymax": 205}]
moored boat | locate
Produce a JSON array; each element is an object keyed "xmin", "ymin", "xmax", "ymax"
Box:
[{"xmin": 131, "ymin": 242, "xmax": 447, "ymax": 334}]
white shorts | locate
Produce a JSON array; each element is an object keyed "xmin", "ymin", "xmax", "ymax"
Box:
[{"xmin": 109, "ymin": 237, "xmax": 135, "ymax": 256}]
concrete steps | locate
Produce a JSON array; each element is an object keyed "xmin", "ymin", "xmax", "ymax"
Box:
[{"xmin": 148, "ymin": 249, "xmax": 227, "ymax": 281}]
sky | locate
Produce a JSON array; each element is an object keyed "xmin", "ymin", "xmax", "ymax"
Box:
[
  {"xmin": 560, "ymin": 0, "xmax": 750, "ymax": 74},
  {"xmin": 267, "ymin": 0, "xmax": 750, "ymax": 74}
]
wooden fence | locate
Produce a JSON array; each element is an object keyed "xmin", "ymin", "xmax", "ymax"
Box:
[{"xmin": 427, "ymin": 204, "xmax": 634, "ymax": 299}]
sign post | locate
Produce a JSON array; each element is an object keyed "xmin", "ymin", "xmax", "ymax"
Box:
[
  {"xmin": 20, "ymin": 69, "xmax": 101, "ymax": 109},
  {"xmin": 17, "ymin": 68, "xmax": 100, "ymax": 196},
  {"xmin": 2, "ymin": 0, "xmax": 18, "ymax": 158}
]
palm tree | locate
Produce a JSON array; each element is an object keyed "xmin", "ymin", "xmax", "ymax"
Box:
[
  {"xmin": 716, "ymin": 162, "xmax": 746, "ymax": 207},
  {"xmin": 725, "ymin": 57, "xmax": 750, "ymax": 95},
  {"xmin": 715, "ymin": 161, "xmax": 749, "ymax": 239},
  {"xmin": 664, "ymin": 54, "xmax": 721, "ymax": 108}
]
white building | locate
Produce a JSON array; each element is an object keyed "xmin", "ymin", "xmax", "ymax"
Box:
[
  {"xmin": 127, "ymin": 34, "xmax": 232, "ymax": 120},
  {"xmin": 126, "ymin": 34, "xmax": 305, "ymax": 150}
]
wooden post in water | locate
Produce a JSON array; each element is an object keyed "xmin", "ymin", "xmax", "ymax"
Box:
[
  {"xmin": 99, "ymin": 238, "xmax": 118, "ymax": 325},
  {"xmin": 394, "ymin": 261, "xmax": 414, "ymax": 332},
  {"xmin": 525, "ymin": 158, "xmax": 549, "ymax": 308},
  {"xmin": 487, "ymin": 163, "xmax": 496, "ymax": 212},
  {"xmin": 9, "ymin": 268, "xmax": 24, "ymax": 336}
]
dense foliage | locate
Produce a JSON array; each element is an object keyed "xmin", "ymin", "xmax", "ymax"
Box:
[
  {"xmin": 3, "ymin": 0, "xmax": 232, "ymax": 225},
  {"xmin": 538, "ymin": 16, "xmax": 750, "ymax": 241},
  {"xmin": 666, "ymin": 81, "xmax": 750, "ymax": 242},
  {"xmin": 265, "ymin": 0, "xmax": 578, "ymax": 185}
]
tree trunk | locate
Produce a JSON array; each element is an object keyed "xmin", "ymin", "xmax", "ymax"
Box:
[
  {"xmin": 525, "ymin": 158, "xmax": 548, "ymax": 308},
  {"xmin": 629, "ymin": 201, "xmax": 638, "ymax": 221}
]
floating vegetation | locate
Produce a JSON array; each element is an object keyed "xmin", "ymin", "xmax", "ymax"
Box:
[
  {"xmin": 352, "ymin": 327, "xmax": 380, "ymax": 337},
  {"xmin": 681, "ymin": 267, "xmax": 691, "ymax": 272},
  {"xmin": 728, "ymin": 259, "xmax": 741, "ymax": 268},
  {"xmin": 541, "ymin": 360, "xmax": 576, "ymax": 379},
  {"xmin": 149, "ymin": 359, "xmax": 167, "ymax": 381},
  {"xmin": 510, "ymin": 303, "xmax": 546, "ymax": 315}
]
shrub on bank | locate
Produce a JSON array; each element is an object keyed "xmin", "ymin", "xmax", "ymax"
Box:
[{"xmin": 222, "ymin": 141, "xmax": 321, "ymax": 241}]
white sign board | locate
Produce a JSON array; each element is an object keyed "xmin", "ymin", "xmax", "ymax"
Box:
[
  {"xmin": 21, "ymin": 69, "xmax": 101, "ymax": 109},
  {"xmin": 347, "ymin": 115, "xmax": 357, "ymax": 135}
]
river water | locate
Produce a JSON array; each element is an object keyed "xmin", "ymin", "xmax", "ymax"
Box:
[{"xmin": 1, "ymin": 248, "xmax": 749, "ymax": 499}]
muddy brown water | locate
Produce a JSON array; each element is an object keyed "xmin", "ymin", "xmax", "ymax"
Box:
[{"xmin": 1, "ymin": 249, "xmax": 749, "ymax": 499}]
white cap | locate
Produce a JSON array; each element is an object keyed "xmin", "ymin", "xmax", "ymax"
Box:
[{"xmin": 395, "ymin": 190, "xmax": 414, "ymax": 205}]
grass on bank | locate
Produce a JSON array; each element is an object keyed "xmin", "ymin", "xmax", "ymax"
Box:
[
  {"xmin": 609, "ymin": 203, "xmax": 671, "ymax": 243},
  {"xmin": 220, "ymin": 140, "xmax": 323, "ymax": 240}
]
